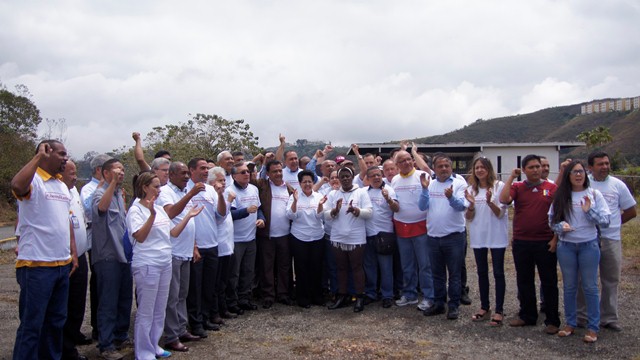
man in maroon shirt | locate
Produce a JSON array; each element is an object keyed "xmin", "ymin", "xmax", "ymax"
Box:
[{"xmin": 499, "ymin": 154, "xmax": 560, "ymax": 334}]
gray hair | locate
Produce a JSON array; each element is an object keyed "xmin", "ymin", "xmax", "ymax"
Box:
[
  {"xmin": 217, "ymin": 151, "xmax": 231, "ymax": 163},
  {"xmin": 150, "ymin": 157, "xmax": 171, "ymax": 170},
  {"xmin": 207, "ymin": 166, "xmax": 226, "ymax": 183},
  {"xmin": 169, "ymin": 161, "xmax": 186, "ymax": 174},
  {"xmin": 90, "ymin": 154, "xmax": 112, "ymax": 171}
]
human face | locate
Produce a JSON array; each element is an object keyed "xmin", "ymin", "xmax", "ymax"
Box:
[
  {"xmin": 220, "ymin": 152, "xmax": 234, "ymax": 172},
  {"xmin": 233, "ymin": 154, "xmax": 245, "ymax": 166},
  {"xmin": 339, "ymin": 170, "xmax": 354, "ymax": 191},
  {"xmin": 299, "ymin": 156, "xmax": 311, "ymax": 170},
  {"xmin": 473, "ymin": 160, "xmax": 488, "ymax": 185},
  {"xmin": 143, "ymin": 177, "xmax": 162, "ymax": 200},
  {"xmin": 206, "ymin": 161, "xmax": 215, "ymax": 170},
  {"xmin": 382, "ymin": 160, "xmax": 398, "ymax": 181},
  {"xmin": 434, "ymin": 158, "xmax": 452, "ymax": 182},
  {"xmin": 155, "ymin": 164, "xmax": 170, "ymax": 185},
  {"xmin": 286, "ymin": 152, "xmax": 299, "ymax": 171},
  {"xmin": 61, "ymin": 161, "xmax": 77, "ymax": 190},
  {"xmin": 329, "ymin": 171, "xmax": 340, "ymax": 189},
  {"xmin": 394, "ymin": 151, "xmax": 414, "ymax": 175},
  {"xmin": 522, "ymin": 159, "xmax": 541, "ymax": 183},
  {"xmin": 106, "ymin": 162, "xmax": 125, "ymax": 185},
  {"xmin": 190, "ymin": 160, "xmax": 209, "ymax": 183},
  {"xmin": 45, "ymin": 142, "xmax": 69, "ymax": 175},
  {"xmin": 233, "ymin": 165, "xmax": 251, "ymax": 187},
  {"xmin": 540, "ymin": 158, "xmax": 550, "ymax": 180},
  {"xmin": 363, "ymin": 155, "xmax": 377, "ymax": 169},
  {"xmin": 568, "ymin": 164, "xmax": 586, "ymax": 190},
  {"xmin": 210, "ymin": 172, "xmax": 226, "ymax": 188},
  {"xmin": 589, "ymin": 156, "xmax": 610, "ymax": 181},
  {"xmin": 321, "ymin": 160, "xmax": 336, "ymax": 177},
  {"xmin": 268, "ymin": 163, "xmax": 284, "ymax": 185},
  {"xmin": 300, "ymin": 175, "xmax": 314, "ymax": 195},
  {"xmin": 367, "ymin": 168, "xmax": 384, "ymax": 188},
  {"xmin": 169, "ymin": 163, "xmax": 190, "ymax": 189}
]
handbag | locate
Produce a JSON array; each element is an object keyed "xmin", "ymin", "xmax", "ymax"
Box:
[
  {"xmin": 122, "ymin": 229, "xmax": 133, "ymax": 263},
  {"xmin": 374, "ymin": 231, "xmax": 396, "ymax": 255}
]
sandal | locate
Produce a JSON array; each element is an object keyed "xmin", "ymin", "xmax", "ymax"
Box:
[
  {"xmin": 471, "ymin": 309, "xmax": 491, "ymax": 322},
  {"xmin": 557, "ymin": 326, "xmax": 574, "ymax": 337},
  {"xmin": 489, "ymin": 312, "xmax": 503, "ymax": 327},
  {"xmin": 583, "ymin": 330, "xmax": 598, "ymax": 343}
]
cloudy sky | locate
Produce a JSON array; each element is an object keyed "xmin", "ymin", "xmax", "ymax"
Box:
[{"xmin": 1, "ymin": 0, "xmax": 639, "ymax": 158}]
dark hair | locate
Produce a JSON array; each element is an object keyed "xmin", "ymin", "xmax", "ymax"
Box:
[
  {"xmin": 521, "ymin": 154, "xmax": 541, "ymax": 168},
  {"xmin": 188, "ymin": 157, "xmax": 206, "ymax": 170},
  {"xmin": 266, "ymin": 160, "xmax": 283, "ymax": 172},
  {"xmin": 231, "ymin": 163, "xmax": 248, "ymax": 175},
  {"xmin": 366, "ymin": 165, "xmax": 382, "ymax": 176},
  {"xmin": 101, "ymin": 158, "xmax": 122, "ymax": 177},
  {"xmin": 154, "ymin": 150, "xmax": 171, "ymax": 159},
  {"xmin": 432, "ymin": 152, "xmax": 451, "ymax": 165},
  {"xmin": 232, "ymin": 151, "xmax": 244, "ymax": 157},
  {"xmin": 35, "ymin": 139, "xmax": 62, "ymax": 154},
  {"xmin": 551, "ymin": 160, "xmax": 589, "ymax": 224},
  {"xmin": 297, "ymin": 170, "xmax": 315, "ymax": 183},
  {"xmin": 206, "ymin": 159, "xmax": 216, "ymax": 164},
  {"xmin": 588, "ymin": 151, "xmax": 609, "ymax": 166},
  {"xmin": 284, "ymin": 150, "xmax": 298, "ymax": 159},
  {"xmin": 133, "ymin": 171, "xmax": 157, "ymax": 199},
  {"xmin": 468, "ymin": 157, "xmax": 497, "ymax": 194}
]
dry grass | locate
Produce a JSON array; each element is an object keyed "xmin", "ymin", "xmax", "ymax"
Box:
[{"xmin": 622, "ymin": 213, "xmax": 640, "ymax": 267}]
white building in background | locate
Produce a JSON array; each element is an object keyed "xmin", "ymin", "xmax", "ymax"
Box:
[{"xmin": 581, "ymin": 96, "xmax": 639, "ymax": 114}]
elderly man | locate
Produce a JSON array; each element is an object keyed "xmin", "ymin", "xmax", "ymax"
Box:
[
  {"xmin": 186, "ymin": 158, "xmax": 227, "ymax": 335},
  {"xmin": 253, "ymin": 160, "xmax": 295, "ymax": 308},
  {"xmin": 150, "ymin": 157, "xmax": 171, "ymax": 186},
  {"xmin": 12, "ymin": 140, "xmax": 75, "ymax": 360},
  {"xmin": 390, "ymin": 151, "xmax": 434, "ymax": 311},
  {"xmin": 419, "ymin": 154, "xmax": 468, "ymax": 320},
  {"xmin": 500, "ymin": 154, "xmax": 560, "ymax": 334},
  {"xmin": 227, "ymin": 163, "xmax": 265, "ymax": 311},
  {"xmin": 91, "ymin": 158, "xmax": 132, "ymax": 359},
  {"xmin": 217, "ymin": 151, "xmax": 235, "ymax": 186},
  {"xmin": 62, "ymin": 161, "xmax": 90, "ymax": 360},
  {"xmin": 157, "ymin": 162, "xmax": 206, "ymax": 352}
]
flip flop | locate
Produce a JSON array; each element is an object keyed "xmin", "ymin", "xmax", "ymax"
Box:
[
  {"xmin": 489, "ymin": 312, "xmax": 504, "ymax": 327},
  {"xmin": 471, "ymin": 309, "xmax": 491, "ymax": 322}
]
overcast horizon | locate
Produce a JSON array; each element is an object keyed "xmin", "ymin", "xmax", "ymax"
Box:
[{"xmin": 2, "ymin": 0, "xmax": 639, "ymax": 158}]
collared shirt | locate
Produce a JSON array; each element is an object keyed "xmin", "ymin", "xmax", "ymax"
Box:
[
  {"xmin": 91, "ymin": 182, "xmax": 127, "ymax": 264},
  {"xmin": 157, "ymin": 181, "xmax": 196, "ymax": 258},
  {"xmin": 420, "ymin": 174, "xmax": 468, "ymax": 237},
  {"xmin": 15, "ymin": 167, "xmax": 72, "ymax": 267},
  {"xmin": 69, "ymin": 187, "xmax": 89, "ymax": 256},
  {"xmin": 286, "ymin": 191, "xmax": 324, "ymax": 241},
  {"xmin": 80, "ymin": 177, "xmax": 100, "ymax": 223},
  {"xmin": 186, "ymin": 179, "xmax": 226, "ymax": 249}
]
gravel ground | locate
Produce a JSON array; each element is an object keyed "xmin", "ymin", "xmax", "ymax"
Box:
[{"xmin": 1, "ymin": 245, "xmax": 639, "ymax": 360}]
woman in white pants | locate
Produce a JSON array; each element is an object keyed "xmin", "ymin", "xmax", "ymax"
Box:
[{"xmin": 126, "ymin": 172, "xmax": 202, "ymax": 359}]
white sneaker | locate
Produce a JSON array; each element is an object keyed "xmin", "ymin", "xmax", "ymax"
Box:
[
  {"xmin": 417, "ymin": 299, "xmax": 433, "ymax": 311},
  {"xmin": 395, "ymin": 296, "xmax": 419, "ymax": 306}
]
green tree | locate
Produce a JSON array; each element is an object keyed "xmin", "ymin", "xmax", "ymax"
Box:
[
  {"xmin": 144, "ymin": 113, "xmax": 261, "ymax": 161},
  {"xmin": 576, "ymin": 126, "xmax": 613, "ymax": 148}
]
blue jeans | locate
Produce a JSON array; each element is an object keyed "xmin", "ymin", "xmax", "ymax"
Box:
[
  {"xmin": 557, "ymin": 239, "xmax": 601, "ymax": 332},
  {"xmin": 397, "ymin": 233, "xmax": 433, "ymax": 301},
  {"xmin": 473, "ymin": 248, "xmax": 506, "ymax": 313},
  {"xmin": 427, "ymin": 232, "xmax": 465, "ymax": 308},
  {"xmin": 364, "ymin": 236, "xmax": 394, "ymax": 300},
  {"xmin": 94, "ymin": 260, "xmax": 133, "ymax": 352},
  {"xmin": 14, "ymin": 264, "xmax": 70, "ymax": 360}
]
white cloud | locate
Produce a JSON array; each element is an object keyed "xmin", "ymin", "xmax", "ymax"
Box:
[{"xmin": 1, "ymin": 0, "xmax": 639, "ymax": 156}]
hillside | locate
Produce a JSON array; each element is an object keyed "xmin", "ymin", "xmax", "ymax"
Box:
[{"xmin": 411, "ymin": 103, "xmax": 640, "ymax": 165}]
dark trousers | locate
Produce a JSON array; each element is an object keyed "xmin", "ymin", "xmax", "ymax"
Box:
[
  {"xmin": 88, "ymin": 250, "xmax": 98, "ymax": 338},
  {"xmin": 333, "ymin": 244, "xmax": 365, "ymax": 295},
  {"xmin": 512, "ymin": 239, "xmax": 560, "ymax": 326},
  {"xmin": 187, "ymin": 246, "xmax": 218, "ymax": 330},
  {"xmin": 258, "ymin": 235, "xmax": 291, "ymax": 301},
  {"xmin": 216, "ymin": 255, "xmax": 232, "ymax": 314},
  {"xmin": 290, "ymin": 236, "xmax": 324, "ymax": 306},
  {"xmin": 473, "ymin": 248, "xmax": 506, "ymax": 313},
  {"xmin": 94, "ymin": 260, "xmax": 132, "ymax": 352},
  {"xmin": 62, "ymin": 253, "xmax": 89, "ymax": 359},
  {"xmin": 427, "ymin": 232, "xmax": 465, "ymax": 308},
  {"xmin": 229, "ymin": 240, "xmax": 257, "ymax": 304}
]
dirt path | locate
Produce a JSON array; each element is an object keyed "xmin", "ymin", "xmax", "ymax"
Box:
[{"xmin": 1, "ymin": 247, "xmax": 638, "ymax": 360}]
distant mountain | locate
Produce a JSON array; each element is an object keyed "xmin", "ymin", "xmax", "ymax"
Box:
[{"xmin": 410, "ymin": 102, "xmax": 640, "ymax": 165}]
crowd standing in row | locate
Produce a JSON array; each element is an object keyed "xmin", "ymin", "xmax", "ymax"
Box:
[{"xmin": 11, "ymin": 133, "xmax": 637, "ymax": 360}]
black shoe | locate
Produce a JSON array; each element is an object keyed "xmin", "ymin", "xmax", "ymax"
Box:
[
  {"xmin": 460, "ymin": 287, "xmax": 472, "ymax": 305},
  {"xmin": 354, "ymin": 297, "xmax": 365, "ymax": 312},
  {"xmin": 239, "ymin": 302, "xmax": 258, "ymax": 311},
  {"xmin": 203, "ymin": 321, "xmax": 220, "ymax": 331},
  {"xmin": 220, "ymin": 311, "xmax": 238, "ymax": 319},
  {"xmin": 328, "ymin": 295, "xmax": 347, "ymax": 310},
  {"xmin": 363, "ymin": 296, "xmax": 376, "ymax": 305},
  {"xmin": 423, "ymin": 304, "xmax": 446, "ymax": 316},
  {"xmin": 262, "ymin": 300, "xmax": 274, "ymax": 309},
  {"xmin": 76, "ymin": 334, "xmax": 93, "ymax": 346},
  {"xmin": 228, "ymin": 305, "xmax": 244, "ymax": 315},
  {"xmin": 447, "ymin": 307, "xmax": 460, "ymax": 320},
  {"xmin": 278, "ymin": 297, "xmax": 293, "ymax": 306},
  {"xmin": 382, "ymin": 298, "xmax": 393, "ymax": 308},
  {"xmin": 190, "ymin": 327, "xmax": 209, "ymax": 338},
  {"xmin": 179, "ymin": 332, "xmax": 203, "ymax": 342}
]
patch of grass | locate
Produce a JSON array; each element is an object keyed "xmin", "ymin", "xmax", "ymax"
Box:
[
  {"xmin": 621, "ymin": 214, "xmax": 640, "ymax": 262},
  {"xmin": 0, "ymin": 201, "xmax": 16, "ymax": 224}
]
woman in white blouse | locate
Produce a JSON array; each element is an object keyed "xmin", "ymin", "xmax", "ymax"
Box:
[
  {"xmin": 464, "ymin": 157, "xmax": 508, "ymax": 326},
  {"xmin": 126, "ymin": 172, "xmax": 202, "ymax": 360},
  {"xmin": 325, "ymin": 167, "xmax": 373, "ymax": 312},
  {"xmin": 286, "ymin": 170, "xmax": 327, "ymax": 308}
]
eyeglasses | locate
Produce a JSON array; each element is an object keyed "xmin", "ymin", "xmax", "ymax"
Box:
[
  {"xmin": 237, "ymin": 170, "xmax": 250, "ymax": 175},
  {"xmin": 571, "ymin": 170, "xmax": 585, "ymax": 175}
]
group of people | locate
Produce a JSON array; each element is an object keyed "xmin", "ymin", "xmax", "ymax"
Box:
[{"xmin": 11, "ymin": 132, "xmax": 636, "ymax": 360}]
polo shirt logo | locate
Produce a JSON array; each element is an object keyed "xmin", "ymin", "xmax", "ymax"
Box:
[{"xmin": 45, "ymin": 192, "xmax": 71, "ymax": 202}]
